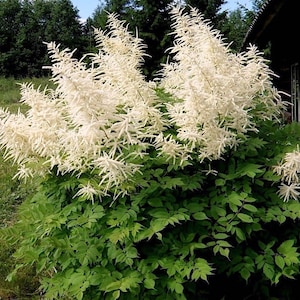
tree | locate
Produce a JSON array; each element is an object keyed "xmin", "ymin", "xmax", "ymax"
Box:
[
  {"xmin": 88, "ymin": 0, "xmax": 174, "ymax": 79},
  {"xmin": 128, "ymin": 0, "xmax": 174, "ymax": 79},
  {"xmin": 87, "ymin": 0, "xmax": 132, "ymax": 32},
  {"xmin": 219, "ymin": 0, "xmax": 264, "ymax": 52},
  {"xmin": 35, "ymin": 0, "xmax": 85, "ymax": 55},
  {"xmin": 220, "ymin": 8, "xmax": 252, "ymax": 52},
  {"xmin": 88, "ymin": 0, "xmax": 228, "ymax": 79},
  {"xmin": 0, "ymin": 0, "xmax": 23, "ymax": 76},
  {"xmin": 0, "ymin": 0, "xmax": 86, "ymax": 77}
]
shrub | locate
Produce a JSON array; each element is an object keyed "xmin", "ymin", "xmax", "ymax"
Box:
[{"xmin": 1, "ymin": 5, "xmax": 300, "ymax": 300}]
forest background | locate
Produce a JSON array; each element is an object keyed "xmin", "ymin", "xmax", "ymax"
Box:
[{"xmin": 0, "ymin": 0, "xmax": 264, "ymax": 79}]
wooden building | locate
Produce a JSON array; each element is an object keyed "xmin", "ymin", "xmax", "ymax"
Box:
[{"xmin": 243, "ymin": 0, "xmax": 299, "ymax": 121}]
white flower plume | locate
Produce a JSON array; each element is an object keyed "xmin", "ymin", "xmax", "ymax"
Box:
[
  {"xmin": 274, "ymin": 146, "xmax": 300, "ymax": 201},
  {"xmin": 0, "ymin": 13, "xmax": 164, "ymax": 197},
  {"xmin": 0, "ymin": 6, "xmax": 285, "ymax": 199},
  {"xmin": 159, "ymin": 6, "xmax": 284, "ymax": 161}
]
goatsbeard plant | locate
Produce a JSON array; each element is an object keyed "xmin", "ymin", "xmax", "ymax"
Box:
[
  {"xmin": 0, "ymin": 7, "xmax": 284, "ymax": 199},
  {"xmin": 1, "ymin": 5, "xmax": 300, "ymax": 300}
]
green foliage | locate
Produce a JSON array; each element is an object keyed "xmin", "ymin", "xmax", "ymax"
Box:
[
  {"xmin": 0, "ymin": 236, "xmax": 40, "ymax": 299},
  {"xmin": 2, "ymin": 119, "xmax": 300, "ymax": 299},
  {"xmin": 0, "ymin": 149, "xmax": 40, "ymax": 299},
  {"xmin": 0, "ymin": 5, "xmax": 299, "ymax": 299},
  {"xmin": 220, "ymin": 8, "xmax": 254, "ymax": 52}
]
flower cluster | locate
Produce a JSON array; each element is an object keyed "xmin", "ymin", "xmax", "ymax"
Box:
[
  {"xmin": 160, "ymin": 6, "xmax": 283, "ymax": 161},
  {"xmin": 0, "ymin": 6, "xmax": 285, "ymax": 199},
  {"xmin": 274, "ymin": 146, "xmax": 300, "ymax": 202}
]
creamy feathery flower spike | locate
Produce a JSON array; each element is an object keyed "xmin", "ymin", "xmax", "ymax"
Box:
[
  {"xmin": 92, "ymin": 14, "xmax": 164, "ymax": 133},
  {"xmin": 274, "ymin": 145, "xmax": 300, "ymax": 201},
  {"xmin": 0, "ymin": 13, "xmax": 164, "ymax": 197},
  {"xmin": 274, "ymin": 145, "xmax": 300, "ymax": 185},
  {"xmin": 155, "ymin": 133, "xmax": 191, "ymax": 165},
  {"xmin": 159, "ymin": 6, "xmax": 284, "ymax": 161},
  {"xmin": 74, "ymin": 182, "xmax": 100, "ymax": 203},
  {"xmin": 277, "ymin": 183, "xmax": 300, "ymax": 202}
]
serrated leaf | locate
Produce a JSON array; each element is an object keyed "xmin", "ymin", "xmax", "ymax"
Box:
[
  {"xmin": 228, "ymin": 192, "xmax": 242, "ymax": 206},
  {"xmin": 243, "ymin": 204, "xmax": 257, "ymax": 212},
  {"xmin": 215, "ymin": 178, "xmax": 225, "ymax": 186},
  {"xmin": 211, "ymin": 206, "xmax": 226, "ymax": 217},
  {"xmin": 162, "ymin": 177, "xmax": 184, "ymax": 189},
  {"xmin": 243, "ymin": 197, "xmax": 256, "ymax": 203},
  {"xmin": 185, "ymin": 202, "xmax": 204, "ymax": 213},
  {"xmin": 238, "ymin": 163, "xmax": 264, "ymax": 178},
  {"xmin": 213, "ymin": 233, "xmax": 229, "ymax": 239},
  {"xmin": 150, "ymin": 218, "xmax": 168, "ymax": 232},
  {"xmin": 240, "ymin": 268, "xmax": 251, "ymax": 281},
  {"xmin": 277, "ymin": 215, "xmax": 286, "ymax": 224},
  {"xmin": 153, "ymin": 168, "xmax": 164, "ymax": 178},
  {"xmin": 219, "ymin": 247, "xmax": 230, "ymax": 259},
  {"xmin": 235, "ymin": 227, "xmax": 246, "ymax": 241},
  {"xmin": 213, "ymin": 244, "xmax": 220, "ymax": 255},
  {"xmin": 217, "ymin": 240, "xmax": 232, "ymax": 248},
  {"xmin": 263, "ymin": 263, "xmax": 274, "ymax": 280},
  {"xmin": 168, "ymin": 280, "xmax": 184, "ymax": 294},
  {"xmin": 263, "ymin": 170, "xmax": 280, "ymax": 181},
  {"xmin": 229, "ymin": 202, "xmax": 238, "ymax": 212},
  {"xmin": 275, "ymin": 255, "xmax": 285, "ymax": 270},
  {"xmin": 237, "ymin": 213, "xmax": 253, "ymax": 223},
  {"xmin": 277, "ymin": 240, "xmax": 295, "ymax": 255},
  {"xmin": 193, "ymin": 212, "xmax": 209, "ymax": 220},
  {"xmin": 175, "ymin": 282, "xmax": 184, "ymax": 294},
  {"xmin": 192, "ymin": 258, "xmax": 214, "ymax": 282},
  {"xmin": 148, "ymin": 198, "xmax": 163, "ymax": 207},
  {"xmin": 255, "ymin": 255, "xmax": 265, "ymax": 269},
  {"xmin": 144, "ymin": 278, "xmax": 155, "ymax": 289},
  {"xmin": 189, "ymin": 242, "xmax": 207, "ymax": 255},
  {"xmin": 119, "ymin": 274, "xmax": 141, "ymax": 292},
  {"xmin": 148, "ymin": 208, "xmax": 169, "ymax": 219},
  {"xmin": 112, "ymin": 290, "xmax": 121, "ymax": 300}
]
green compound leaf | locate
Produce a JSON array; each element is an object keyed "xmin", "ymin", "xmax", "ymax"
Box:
[
  {"xmin": 168, "ymin": 279, "xmax": 184, "ymax": 294},
  {"xmin": 277, "ymin": 240, "xmax": 300, "ymax": 266},
  {"xmin": 238, "ymin": 163, "xmax": 264, "ymax": 178},
  {"xmin": 228, "ymin": 192, "xmax": 243, "ymax": 206}
]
